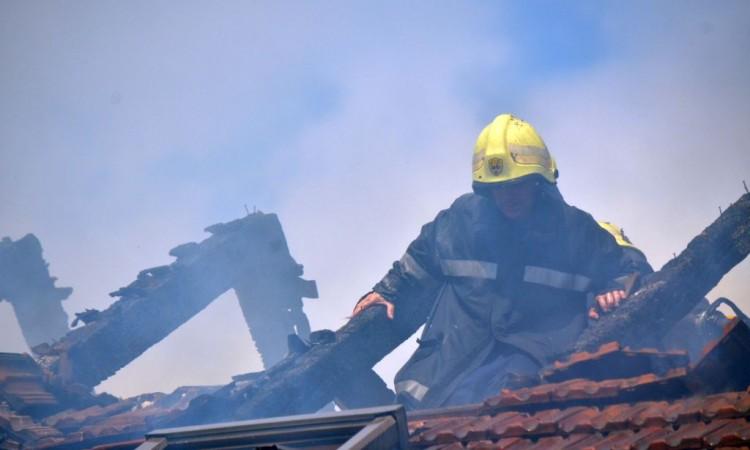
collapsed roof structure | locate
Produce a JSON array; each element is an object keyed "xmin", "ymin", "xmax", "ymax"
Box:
[{"xmin": 1, "ymin": 192, "xmax": 749, "ymax": 449}]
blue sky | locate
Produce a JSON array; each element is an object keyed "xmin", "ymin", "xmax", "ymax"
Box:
[{"xmin": 1, "ymin": 1, "xmax": 749, "ymax": 398}]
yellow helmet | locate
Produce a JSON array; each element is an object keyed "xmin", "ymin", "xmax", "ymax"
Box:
[
  {"xmin": 472, "ymin": 114, "xmax": 558, "ymax": 189},
  {"xmin": 597, "ymin": 221, "xmax": 637, "ymax": 249}
]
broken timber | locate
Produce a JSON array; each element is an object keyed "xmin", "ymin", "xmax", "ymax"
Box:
[
  {"xmin": 574, "ymin": 192, "xmax": 750, "ymax": 352},
  {"xmin": 35, "ymin": 213, "xmax": 316, "ymax": 387},
  {"xmin": 167, "ymin": 192, "xmax": 750, "ymax": 426}
]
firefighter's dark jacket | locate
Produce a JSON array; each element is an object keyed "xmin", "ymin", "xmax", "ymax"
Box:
[{"xmin": 372, "ymin": 186, "xmax": 636, "ymax": 408}]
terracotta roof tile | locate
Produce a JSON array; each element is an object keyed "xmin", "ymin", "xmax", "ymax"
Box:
[
  {"xmin": 521, "ymin": 408, "xmax": 562, "ymax": 435},
  {"xmin": 420, "ymin": 417, "xmax": 475, "ymax": 444},
  {"xmin": 704, "ymin": 419, "xmax": 750, "ymax": 448},
  {"xmin": 662, "ymin": 394, "xmax": 707, "ymax": 424},
  {"xmin": 485, "ymin": 412, "xmax": 527, "ymax": 438},
  {"xmin": 664, "ymin": 420, "xmax": 721, "ymax": 448},
  {"xmin": 557, "ymin": 406, "xmax": 599, "ymax": 434},
  {"xmin": 452, "ymin": 415, "xmax": 495, "ymax": 442},
  {"xmin": 528, "ymin": 436, "xmax": 569, "ymax": 450},
  {"xmin": 738, "ymin": 391, "xmax": 750, "ymax": 412},
  {"xmin": 590, "ymin": 403, "xmax": 633, "ymax": 432},
  {"xmin": 499, "ymin": 413, "xmax": 545, "ymax": 437},
  {"xmin": 499, "ymin": 437, "xmax": 537, "ymax": 450},
  {"xmin": 597, "ymin": 429, "xmax": 643, "ymax": 450},
  {"xmin": 703, "ymin": 393, "xmax": 745, "ymax": 419},
  {"xmin": 628, "ymin": 400, "xmax": 671, "ymax": 428},
  {"xmin": 465, "ymin": 439, "xmax": 495, "ymax": 450},
  {"xmin": 494, "ymin": 437, "xmax": 524, "ymax": 449}
]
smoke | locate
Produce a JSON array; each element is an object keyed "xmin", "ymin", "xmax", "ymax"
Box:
[
  {"xmin": 1, "ymin": 1, "xmax": 748, "ymax": 398},
  {"xmin": 522, "ymin": 2, "xmax": 750, "ymax": 307}
]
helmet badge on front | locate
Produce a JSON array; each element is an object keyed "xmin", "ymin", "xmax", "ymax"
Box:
[{"xmin": 488, "ymin": 157, "xmax": 504, "ymax": 176}]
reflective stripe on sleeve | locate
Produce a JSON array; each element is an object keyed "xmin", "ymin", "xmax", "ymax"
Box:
[
  {"xmin": 400, "ymin": 252, "xmax": 432, "ymax": 281},
  {"xmin": 523, "ymin": 265, "xmax": 592, "ymax": 292},
  {"xmin": 395, "ymin": 379, "xmax": 430, "ymax": 401},
  {"xmin": 440, "ymin": 259, "xmax": 498, "ymax": 279}
]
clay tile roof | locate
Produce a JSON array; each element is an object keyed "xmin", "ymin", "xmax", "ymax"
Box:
[
  {"xmin": 410, "ymin": 391, "xmax": 750, "ymax": 449},
  {"xmin": 409, "ymin": 320, "xmax": 750, "ymax": 450}
]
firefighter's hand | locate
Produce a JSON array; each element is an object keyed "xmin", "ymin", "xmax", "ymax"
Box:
[
  {"xmin": 352, "ymin": 292, "xmax": 395, "ymax": 320},
  {"xmin": 588, "ymin": 289, "xmax": 628, "ymax": 320}
]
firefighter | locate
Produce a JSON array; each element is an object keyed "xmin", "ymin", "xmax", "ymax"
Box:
[
  {"xmin": 588, "ymin": 221, "xmax": 654, "ymax": 320},
  {"xmin": 595, "ymin": 221, "xmax": 731, "ymax": 359},
  {"xmin": 596, "ymin": 221, "xmax": 653, "ymax": 275},
  {"xmin": 353, "ymin": 114, "xmax": 641, "ymax": 409}
]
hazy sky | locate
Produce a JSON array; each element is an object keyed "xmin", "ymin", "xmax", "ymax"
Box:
[{"xmin": 1, "ymin": 1, "xmax": 749, "ymax": 398}]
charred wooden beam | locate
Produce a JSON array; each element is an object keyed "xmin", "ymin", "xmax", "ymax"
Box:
[
  {"xmin": 34, "ymin": 213, "xmax": 315, "ymax": 387},
  {"xmin": 574, "ymin": 192, "xmax": 750, "ymax": 352},
  {"xmin": 0, "ymin": 234, "xmax": 71, "ymax": 348}
]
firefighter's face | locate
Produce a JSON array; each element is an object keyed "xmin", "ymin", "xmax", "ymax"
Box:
[{"xmin": 491, "ymin": 178, "xmax": 538, "ymax": 220}]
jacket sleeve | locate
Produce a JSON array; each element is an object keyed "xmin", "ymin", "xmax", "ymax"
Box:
[
  {"xmin": 371, "ymin": 208, "xmax": 450, "ymax": 304},
  {"xmin": 576, "ymin": 214, "xmax": 644, "ymax": 295}
]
